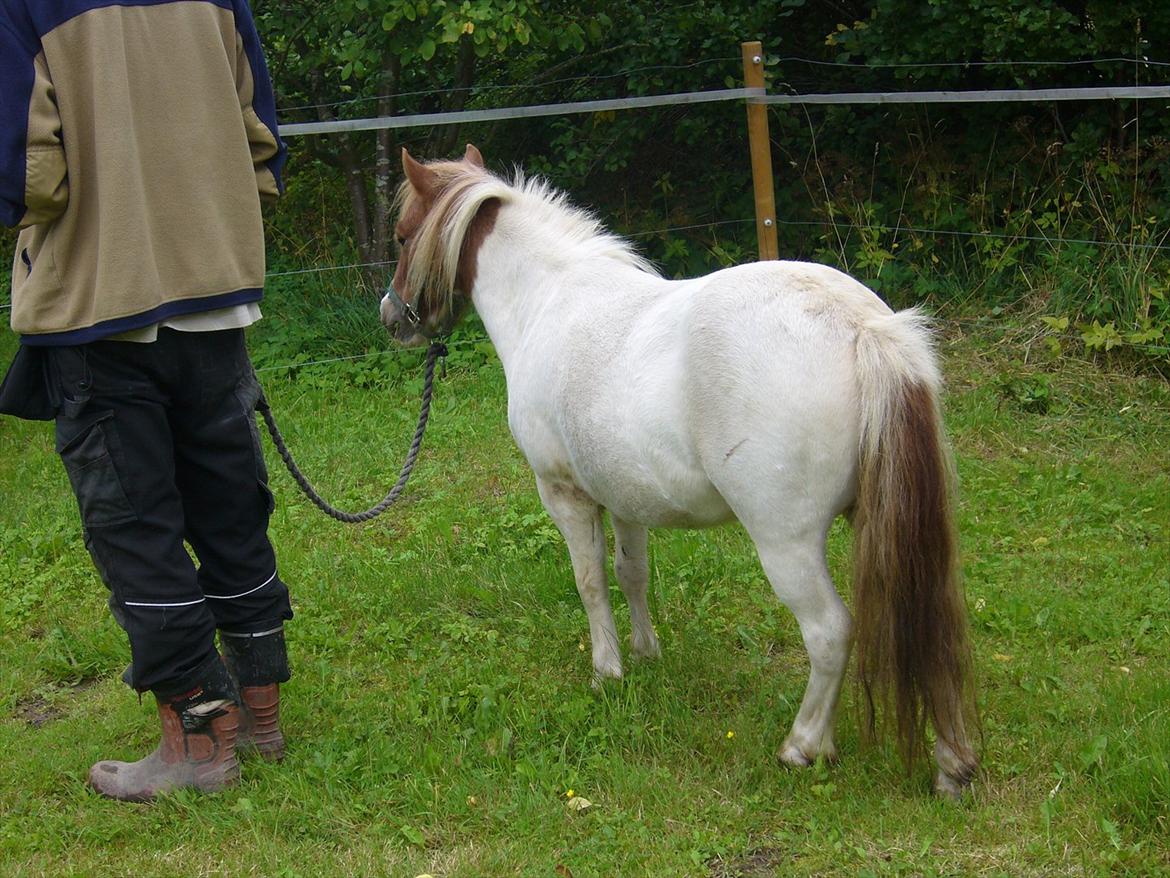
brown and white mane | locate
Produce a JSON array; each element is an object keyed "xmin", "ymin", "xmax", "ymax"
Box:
[{"xmin": 394, "ymin": 148, "xmax": 655, "ymax": 320}]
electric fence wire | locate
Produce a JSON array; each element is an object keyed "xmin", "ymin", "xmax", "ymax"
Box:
[
  {"xmin": 255, "ymin": 220, "xmax": 756, "ymax": 287},
  {"xmin": 277, "ymin": 56, "xmax": 744, "ymax": 117},
  {"xmin": 254, "ymin": 214, "xmax": 1170, "ymax": 287},
  {"xmin": 772, "ymin": 55, "xmax": 1170, "ymax": 71},
  {"xmin": 3, "ymin": 210, "xmax": 1168, "ymax": 317},
  {"xmin": 762, "ymin": 84, "xmax": 1170, "ymax": 105},
  {"xmin": 280, "ymin": 86, "xmax": 761, "ymax": 136},
  {"xmin": 774, "ymin": 219, "xmax": 1170, "ymax": 253},
  {"xmin": 277, "ymin": 55, "xmax": 1170, "ymax": 119},
  {"xmin": 267, "ymin": 260, "xmax": 395, "ymax": 278},
  {"xmin": 252, "ymin": 336, "xmax": 486, "ymax": 373}
]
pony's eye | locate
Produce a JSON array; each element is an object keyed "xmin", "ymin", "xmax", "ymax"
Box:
[{"xmin": 397, "ymin": 236, "xmax": 407, "ymax": 247}]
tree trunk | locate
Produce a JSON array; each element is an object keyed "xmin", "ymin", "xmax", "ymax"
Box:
[
  {"xmin": 343, "ymin": 145, "xmax": 375, "ymax": 272},
  {"xmin": 312, "ymin": 71, "xmax": 375, "ymax": 286},
  {"xmin": 371, "ymin": 55, "xmax": 402, "ymax": 289},
  {"xmin": 429, "ymin": 36, "xmax": 477, "ymax": 157}
]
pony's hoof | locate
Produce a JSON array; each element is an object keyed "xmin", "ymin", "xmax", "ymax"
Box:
[
  {"xmin": 778, "ymin": 741, "xmax": 814, "ymax": 768},
  {"xmin": 933, "ymin": 769, "xmax": 971, "ymax": 801},
  {"xmin": 779, "ymin": 734, "xmax": 837, "ymax": 768},
  {"xmin": 630, "ymin": 637, "xmax": 661, "ymax": 661},
  {"xmin": 589, "ymin": 665, "xmax": 623, "ymax": 690}
]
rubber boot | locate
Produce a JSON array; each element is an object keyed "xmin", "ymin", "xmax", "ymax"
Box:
[
  {"xmin": 88, "ymin": 695, "xmax": 240, "ymax": 802},
  {"xmin": 236, "ymin": 683, "xmax": 285, "ymax": 762},
  {"xmin": 221, "ymin": 625, "xmax": 290, "ymax": 762}
]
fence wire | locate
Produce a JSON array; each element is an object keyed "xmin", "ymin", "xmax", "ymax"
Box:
[
  {"xmin": 774, "ymin": 219, "xmax": 1170, "ymax": 253},
  {"xmin": 763, "ymin": 84, "xmax": 1170, "ymax": 105},
  {"xmin": 2, "ymin": 207, "xmax": 1167, "ymax": 318},
  {"xmin": 279, "ymin": 55, "xmax": 1170, "ymax": 119},
  {"xmin": 773, "ymin": 55, "xmax": 1170, "ymax": 71},
  {"xmin": 278, "ymin": 56, "xmax": 744, "ymax": 118}
]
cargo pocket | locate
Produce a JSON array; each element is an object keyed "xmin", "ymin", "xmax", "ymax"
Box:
[
  {"xmin": 56, "ymin": 411, "xmax": 137, "ymax": 527},
  {"xmin": 234, "ymin": 369, "xmax": 275, "ymax": 516}
]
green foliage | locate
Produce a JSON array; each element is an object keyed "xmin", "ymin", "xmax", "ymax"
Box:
[
  {"xmin": 258, "ymin": 0, "xmax": 554, "ymax": 87},
  {"xmin": 3, "ymin": 2, "xmax": 1169, "ymax": 330},
  {"xmin": 998, "ymin": 371, "xmax": 1053, "ymax": 414},
  {"xmin": 828, "ymin": 1, "xmax": 1170, "ymax": 89}
]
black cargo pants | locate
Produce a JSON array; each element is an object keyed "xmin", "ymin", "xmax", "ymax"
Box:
[{"xmin": 47, "ymin": 328, "xmax": 292, "ymax": 697}]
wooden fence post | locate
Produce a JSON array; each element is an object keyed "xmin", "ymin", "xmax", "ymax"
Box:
[{"xmin": 741, "ymin": 41, "xmax": 779, "ymax": 261}]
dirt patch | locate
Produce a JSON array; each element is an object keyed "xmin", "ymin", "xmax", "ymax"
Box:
[
  {"xmin": 708, "ymin": 847, "xmax": 790, "ymax": 878},
  {"xmin": 16, "ymin": 696, "xmax": 63, "ymax": 728},
  {"xmin": 16, "ymin": 679, "xmax": 99, "ymax": 727}
]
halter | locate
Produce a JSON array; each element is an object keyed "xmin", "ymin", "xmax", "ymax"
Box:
[
  {"xmin": 384, "ymin": 279, "xmax": 467, "ymax": 340},
  {"xmin": 382, "ymin": 282, "xmax": 421, "ymax": 329}
]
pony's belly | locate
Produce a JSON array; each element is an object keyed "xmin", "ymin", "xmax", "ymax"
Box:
[{"xmin": 590, "ymin": 477, "xmax": 734, "ymax": 529}]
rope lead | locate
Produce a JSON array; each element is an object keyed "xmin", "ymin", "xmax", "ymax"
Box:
[{"xmin": 256, "ymin": 340, "xmax": 446, "ymax": 523}]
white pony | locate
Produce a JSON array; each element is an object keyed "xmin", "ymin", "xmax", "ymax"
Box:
[{"xmin": 381, "ymin": 144, "xmax": 978, "ymax": 796}]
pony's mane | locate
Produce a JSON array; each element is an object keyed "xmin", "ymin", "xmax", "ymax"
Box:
[{"xmin": 397, "ymin": 162, "xmax": 658, "ymax": 312}]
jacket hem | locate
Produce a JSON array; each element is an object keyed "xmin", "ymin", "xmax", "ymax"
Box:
[{"xmin": 19, "ymin": 287, "xmax": 264, "ymax": 346}]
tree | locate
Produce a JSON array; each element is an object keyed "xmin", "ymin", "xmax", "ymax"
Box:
[{"xmin": 253, "ymin": 0, "xmax": 587, "ymax": 283}]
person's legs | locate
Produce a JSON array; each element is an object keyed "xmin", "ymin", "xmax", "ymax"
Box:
[{"xmin": 167, "ymin": 329, "xmax": 292, "ymax": 759}]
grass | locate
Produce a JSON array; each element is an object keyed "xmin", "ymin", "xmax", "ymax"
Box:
[{"xmin": 0, "ymin": 312, "xmax": 1167, "ymax": 877}]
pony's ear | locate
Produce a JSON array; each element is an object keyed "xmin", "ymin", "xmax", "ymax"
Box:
[
  {"xmin": 402, "ymin": 148, "xmax": 437, "ymax": 196},
  {"xmin": 463, "ymin": 143, "xmax": 485, "ymax": 167}
]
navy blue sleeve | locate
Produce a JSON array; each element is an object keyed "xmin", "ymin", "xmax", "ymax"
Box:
[
  {"xmin": 0, "ymin": 14, "xmax": 35, "ymax": 227},
  {"xmin": 233, "ymin": 0, "xmax": 287, "ymax": 194}
]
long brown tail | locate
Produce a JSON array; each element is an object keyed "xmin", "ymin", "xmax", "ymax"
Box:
[{"xmin": 851, "ymin": 309, "xmax": 977, "ymax": 771}]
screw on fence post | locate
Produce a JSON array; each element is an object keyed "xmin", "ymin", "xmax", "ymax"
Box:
[{"xmin": 741, "ymin": 41, "xmax": 779, "ymax": 261}]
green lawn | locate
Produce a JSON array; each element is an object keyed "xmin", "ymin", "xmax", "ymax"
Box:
[{"xmin": 0, "ymin": 320, "xmax": 1167, "ymax": 877}]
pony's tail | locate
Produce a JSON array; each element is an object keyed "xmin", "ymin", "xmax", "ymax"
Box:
[{"xmin": 851, "ymin": 309, "xmax": 978, "ymax": 775}]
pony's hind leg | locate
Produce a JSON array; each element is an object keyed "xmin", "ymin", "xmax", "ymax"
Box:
[
  {"xmin": 535, "ymin": 475, "xmax": 623, "ymax": 682},
  {"xmin": 612, "ymin": 516, "xmax": 660, "ymax": 659},
  {"xmin": 755, "ymin": 534, "xmax": 853, "ymax": 766},
  {"xmin": 933, "ymin": 700, "xmax": 979, "ymax": 798}
]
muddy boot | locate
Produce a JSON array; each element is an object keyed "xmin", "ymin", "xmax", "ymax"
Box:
[
  {"xmin": 221, "ymin": 625, "xmax": 290, "ymax": 762},
  {"xmin": 236, "ymin": 683, "xmax": 285, "ymax": 761},
  {"xmin": 88, "ymin": 693, "xmax": 240, "ymax": 802}
]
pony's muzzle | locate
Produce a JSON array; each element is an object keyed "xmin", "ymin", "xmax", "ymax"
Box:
[
  {"xmin": 380, "ymin": 292, "xmax": 429, "ymax": 347},
  {"xmin": 379, "ymin": 292, "xmax": 400, "ymax": 330}
]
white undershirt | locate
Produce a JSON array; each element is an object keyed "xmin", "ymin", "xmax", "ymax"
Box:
[{"xmin": 107, "ymin": 303, "xmax": 262, "ymax": 342}]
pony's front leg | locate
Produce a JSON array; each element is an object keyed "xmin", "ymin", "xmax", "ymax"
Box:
[
  {"xmin": 612, "ymin": 516, "xmax": 659, "ymax": 659},
  {"xmin": 536, "ymin": 476, "xmax": 623, "ymax": 683}
]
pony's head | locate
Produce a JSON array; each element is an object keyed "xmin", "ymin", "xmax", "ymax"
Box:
[{"xmin": 380, "ymin": 143, "xmax": 501, "ymax": 344}]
